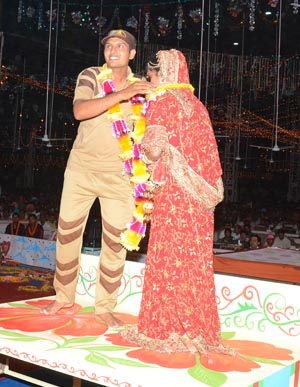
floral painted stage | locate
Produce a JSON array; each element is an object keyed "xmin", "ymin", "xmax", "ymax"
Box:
[{"xmin": 0, "ymin": 255, "xmax": 299, "ymax": 387}]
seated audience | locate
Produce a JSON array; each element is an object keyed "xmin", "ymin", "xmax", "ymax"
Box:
[
  {"xmin": 25, "ymin": 213, "xmax": 44, "ymax": 239},
  {"xmin": 219, "ymin": 228, "xmax": 234, "ymax": 246},
  {"xmin": 243, "ymin": 223, "xmax": 252, "ymax": 238},
  {"xmin": 217, "ymin": 222, "xmax": 232, "ymax": 240},
  {"xmin": 273, "ymin": 229, "xmax": 291, "ymax": 249},
  {"xmin": 264, "ymin": 234, "xmax": 275, "ymax": 248},
  {"xmin": 232, "ymin": 224, "xmax": 242, "ymax": 240},
  {"xmin": 249, "ymin": 234, "xmax": 261, "ymax": 249},
  {"xmin": 5, "ymin": 212, "xmax": 25, "ymax": 236},
  {"xmin": 2, "ymin": 207, "xmax": 12, "ymax": 221},
  {"xmin": 237, "ymin": 230, "xmax": 250, "ymax": 249}
]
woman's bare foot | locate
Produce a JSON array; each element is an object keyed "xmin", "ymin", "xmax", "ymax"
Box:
[
  {"xmin": 40, "ymin": 300, "xmax": 74, "ymax": 315},
  {"xmin": 95, "ymin": 312, "xmax": 124, "ymax": 328}
]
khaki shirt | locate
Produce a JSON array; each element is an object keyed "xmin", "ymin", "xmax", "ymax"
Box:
[{"xmin": 67, "ymin": 66, "xmax": 134, "ymax": 173}]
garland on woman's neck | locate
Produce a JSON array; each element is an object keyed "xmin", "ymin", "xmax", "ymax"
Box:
[{"xmin": 97, "ymin": 64, "xmax": 152, "ymax": 251}]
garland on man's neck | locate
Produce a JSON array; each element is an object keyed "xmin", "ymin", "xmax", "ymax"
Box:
[{"xmin": 97, "ymin": 64, "xmax": 152, "ymax": 251}]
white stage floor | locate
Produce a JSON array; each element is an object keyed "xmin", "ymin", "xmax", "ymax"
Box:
[{"xmin": 0, "ymin": 256, "xmax": 299, "ymax": 387}]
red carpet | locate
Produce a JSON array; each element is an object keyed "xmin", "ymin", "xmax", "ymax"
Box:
[{"xmin": 0, "ymin": 263, "xmax": 55, "ymax": 303}]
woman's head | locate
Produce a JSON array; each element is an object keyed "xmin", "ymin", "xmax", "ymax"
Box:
[
  {"xmin": 146, "ymin": 55, "xmax": 160, "ymax": 86},
  {"xmin": 146, "ymin": 49, "xmax": 190, "ymax": 86}
]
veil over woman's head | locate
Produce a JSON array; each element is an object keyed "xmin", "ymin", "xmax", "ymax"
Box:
[{"xmin": 156, "ymin": 49, "xmax": 190, "ymax": 85}]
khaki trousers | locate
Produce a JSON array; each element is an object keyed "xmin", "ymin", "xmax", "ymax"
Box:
[{"xmin": 53, "ymin": 168, "xmax": 134, "ymax": 314}]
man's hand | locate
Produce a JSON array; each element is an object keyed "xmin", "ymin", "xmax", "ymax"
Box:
[
  {"xmin": 74, "ymin": 81, "xmax": 156, "ymax": 121},
  {"xmin": 119, "ymin": 81, "xmax": 156, "ymax": 100}
]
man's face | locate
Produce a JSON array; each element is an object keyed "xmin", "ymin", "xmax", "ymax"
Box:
[
  {"xmin": 12, "ymin": 214, "xmax": 19, "ymax": 223},
  {"xmin": 250, "ymin": 237, "xmax": 259, "ymax": 248},
  {"xmin": 240, "ymin": 232, "xmax": 246, "ymax": 240},
  {"xmin": 28, "ymin": 216, "xmax": 36, "ymax": 225},
  {"xmin": 104, "ymin": 38, "xmax": 136, "ymax": 69}
]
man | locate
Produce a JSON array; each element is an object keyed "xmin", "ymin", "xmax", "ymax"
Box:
[
  {"xmin": 237, "ymin": 229, "xmax": 250, "ymax": 249},
  {"xmin": 273, "ymin": 229, "xmax": 291, "ymax": 249},
  {"xmin": 249, "ymin": 234, "xmax": 261, "ymax": 249},
  {"xmin": 264, "ymin": 234, "xmax": 275, "ymax": 248},
  {"xmin": 41, "ymin": 30, "xmax": 155, "ymax": 327},
  {"xmin": 25, "ymin": 213, "xmax": 44, "ymax": 239},
  {"xmin": 5, "ymin": 212, "xmax": 25, "ymax": 236}
]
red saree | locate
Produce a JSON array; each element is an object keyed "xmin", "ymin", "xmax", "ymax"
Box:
[{"xmin": 121, "ymin": 50, "xmax": 228, "ymax": 354}]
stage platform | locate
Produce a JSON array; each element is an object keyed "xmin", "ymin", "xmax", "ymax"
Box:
[
  {"xmin": 214, "ymin": 247, "xmax": 300, "ymax": 284},
  {"xmin": 0, "ymin": 254, "xmax": 299, "ymax": 387}
]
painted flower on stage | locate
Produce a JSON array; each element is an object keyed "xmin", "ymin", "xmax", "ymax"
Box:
[
  {"xmin": 0, "ymin": 301, "xmax": 296, "ymax": 387},
  {"xmin": 0, "ymin": 299, "xmax": 137, "ymax": 336},
  {"xmin": 105, "ymin": 332, "xmax": 294, "ymax": 374}
]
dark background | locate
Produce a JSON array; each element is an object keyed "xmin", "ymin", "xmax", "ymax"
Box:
[{"xmin": 1, "ymin": 0, "xmax": 300, "ymax": 204}]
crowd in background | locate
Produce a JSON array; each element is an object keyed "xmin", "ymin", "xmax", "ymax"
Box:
[
  {"xmin": 0, "ymin": 190, "xmax": 60, "ymax": 240},
  {"xmin": 214, "ymin": 201, "xmax": 300, "ymax": 250},
  {"xmin": 1, "ymin": 189, "xmax": 300, "ymax": 250}
]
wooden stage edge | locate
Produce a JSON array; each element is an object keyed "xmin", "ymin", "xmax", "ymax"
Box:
[{"xmin": 213, "ymin": 254, "xmax": 300, "ymax": 284}]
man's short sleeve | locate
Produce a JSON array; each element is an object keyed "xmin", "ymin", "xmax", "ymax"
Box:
[{"xmin": 73, "ymin": 67, "xmax": 101, "ymax": 104}]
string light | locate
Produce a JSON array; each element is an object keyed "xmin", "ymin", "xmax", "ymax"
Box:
[
  {"xmin": 213, "ymin": 2, "xmax": 220, "ymax": 37},
  {"xmin": 144, "ymin": 7, "xmax": 150, "ymax": 43},
  {"xmin": 249, "ymin": 0, "xmax": 256, "ymax": 31},
  {"xmin": 177, "ymin": 3, "xmax": 183, "ymax": 41}
]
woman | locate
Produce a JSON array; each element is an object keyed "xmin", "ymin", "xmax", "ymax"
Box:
[{"xmin": 121, "ymin": 50, "xmax": 229, "ymax": 355}]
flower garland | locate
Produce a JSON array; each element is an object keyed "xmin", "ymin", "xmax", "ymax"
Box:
[
  {"xmin": 97, "ymin": 65, "xmax": 195, "ymax": 251},
  {"xmin": 26, "ymin": 222, "xmax": 39, "ymax": 237},
  {"xmin": 97, "ymin": 64, "xmax": 152, "ymax": 251},
  {"xmin": 10, "ymin": 222, "xmax": 21, "ymax": 235}
]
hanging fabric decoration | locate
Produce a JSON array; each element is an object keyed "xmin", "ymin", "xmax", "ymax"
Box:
[
  {"xmin": 189, "ymin": 8, "xmax": 202, "ymax": 23},
  {"xmin": 95, "ymin": 16, "xmax": 107, "ymax": 29},
  {"xmin": 228, "ymin": 1, "xmax": 243, "ymax": 17},
  {"xmin": 46, "ymin": 8, "xmax": 57, "ymax": 23},
  {"xmin": 26, "ymin": 6, "xmax": 35, "ymax": 19},
  {"xmin": 177, "ymin": 3, "xmax": 183, "ymax": 40},
  {"xmin": 291, "ymin": 0, "xmax": 300, "ymax": 14},
  {"xmin": 268, "ymin": 0, "xmax": 279, "ymax": 6},
  {"xmin": 157, "ymin": 16, "xmax": 170, "ymax": 36},
  {"xmin": 144, "ymin": 7, "xmax": 150, "ymax": 42},
  {"xmin": 249, "ymin": 0, "xmax": 256, "ymax": 31},
  {"xmin": 126, "ymin": 16, "xmax": 138, "ymax": 29},
  {"xmin": 71, "ymin": 11, "xmax": 83, "ymax": 25},
  {"xmin": 213, "ymin": 2, "xmax": 220, "ymax": 37}
]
